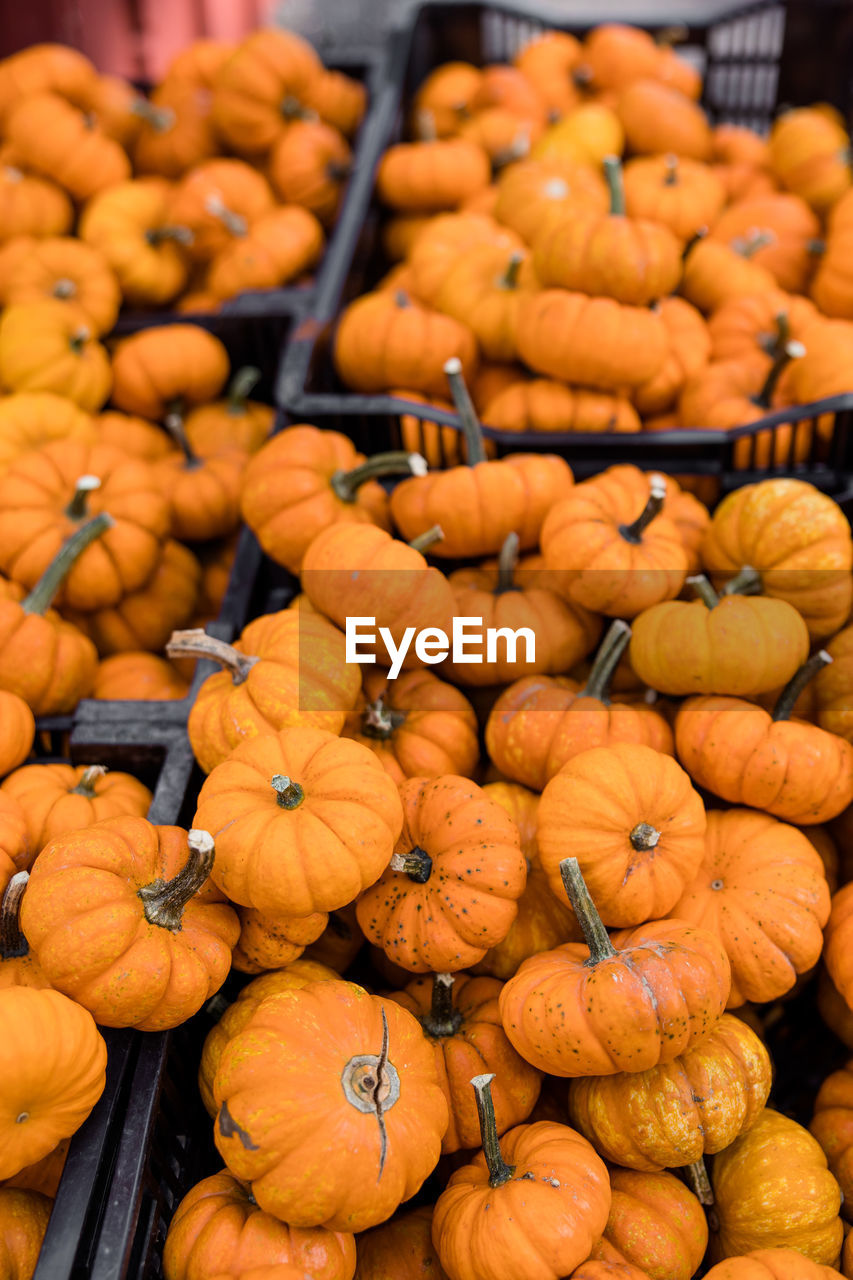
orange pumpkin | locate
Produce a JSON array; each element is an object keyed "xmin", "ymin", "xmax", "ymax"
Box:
[
  {"xmin": 705, "ymin": 1250, "xmax": 847, "ymax": 1280},
  {"xmin": 0, "ymin": 1189, "xmax": 50, "ymax": 1274},
  {"xmin": 78, "ymin": 177, "xmax": 191, "ymax": 308},
  {"xmin": 824, "ymin": 883, "xmax": 853, "ymax": 1013},
  {"xmin": 0, "ymin": 694, "xmax": 34, "ymax": 779},
  {"xmin": 680, "ymin": 236, "xmax": 778, "ymax": 315},
  {"xmin": 4, "ymin": 92, "xmax": 131, "ymax": 201},
  {"xmin": 483, "ymin": 378, "xmax": 641, "ymax": 434},
  {"xmin": 407, "ymin": 212, "xmax": 523, "ymax": 305},
  {"xmin": 623, "ymin": 153, "xmax": 726, "ymax": 241},
  {"xmin": 3, "ymin": 237, "xmax": 121, "ymax": 336},
  {"xmin": 183, "ymin": 367, "xmax": 273, "ymax": 455},
  {"xmin": 599, "ymin": 1167, "xmax": 709, "ymax": 1280},
  {"xmin": 268, "ymin": 119, "xmax": 352, "ymax": 225},
  {"xmin": 633, "ymin": 296, "xmax": 711, "ymax": 417},
  {"xmin": 617, "ymin": 79, "xmax": 712, "ymax": 160},
  {"xmin": 110, "ymin": 324, "xmax": 230, "ymax": 419},
  {"xmin": 433, "ymin": 243, "xmax": 539, "ymax": 363},
  {"xmin": 768, "ymin": 107, "xmax": 852, "ymax": 213},
  {"xmin": 354, "ymin": 1205, "xmax": 450, "ymax": 1280},
  {"xmin": 811, "ymin": 188, "xmax": 853, "ymax": 318},
  {"xmin": 168, "ymin": 159, "xmax": 276, "ymax": 262},
  {"xmin": 0, "ymin": 42, "xmax": 96, "ymax": 121},
  {"xmin": 376, "ymin": 135, "xmax": 491, "ymax": 213},
  {"xmin": 708, "ymin": 193, "xmax": 822, "ymax": 293},
  {"xmin": 0, "ymin": 300, "xmax": 111, "ymax": 411},
  {"xmin": 810, "ymin": 1059, "xmax": 853, "ymax": 1224},
  {"xmin": 0, "ymin": 872, "xmax": 51, "ymax": 991},
  {"xmin": 210, "ymin": 27, "xmax": 323, "ymax": 156},
  {"xmin": 205, "ymin": 205, "xmax": 324, "ymax": 300},
  {"xmin": 412, "ymin": 61, "xmax": 483, "ymax": 137},
  {"xmin": 302, "ymin": 66, "xmax": 366, "ymax": 138},
  {"xmin": 2, "ymin": 762, "xmax": 151, "ymax": 852},
  {"xmin": 92, "ymin": 651, "xmax": 189, "ymax": 701},
  {"xmin": 493, "ymin": 158, "xmax": 609, "ymax": 244},
  {"xmin": 132, "ymin": 79, "xmax": 218, "ymax": 179},
  {"xmin": 707, "ymin": 289, "xmax": 820, "ymax": 362},
  {"xmin": 0, "ymin": 165, "xmax": 72, "ymax": 242},
  {"xmin": 231, "ymin": 907, "xmax": 328, "ymax": 976}
]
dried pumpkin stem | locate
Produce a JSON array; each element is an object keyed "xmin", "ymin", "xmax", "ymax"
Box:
[
  {"xmin": 603, "ymin": 155, "xmax": 626, "ymax": 217},
  {"xmin": 559, "ymin": 857, "xmax": 617, "ymax": 963},
  {"xmin": 656, "ymin": 23, "xmax": 689, "ymax": 45},
  {"xmin": 471, "ymin": 1074, "xmax": 515, "ymax": 1188},
  {"xmin": 423, "ymin": 972, "xmax": 462, "ymax": 1038},
  {"xmin": 498, "ymin": 251, "xmax": 524, "ymax": 291},
  {"xmin": 496, "ymin": 531, "xmax": 520, "ymax": 593},
  {"xmin": 146, "ymin": 224, "xmax": 194, "ymax": 247},
  {"xmin": 66, "ymin": 474, "xmax": 102, "ymax": 521},
  {"xmin": 683, "ymin": 1158, "xmax": 714, "ymax": 1205},
  {"xmin": 69, "ymin": 326, "xmax": 90, "ymax": 356},
  {"xmin": 682, "ymin": 226, "xmax": 709, "ymax": 259},
  {"xmin": 204, "ymin": 192, "xmax": 248, "ymax": 238},
  {"xmin": 736, "ymin": 229, "xmax": 775, "ymax": 259},
  {"xmin": 581, "ymin": 619, "xmax": 632, "ymax": 702},
  {"xmin": 618, "ymin": 474, "xmax": 667, "ymax": 544},
  {"xmin": 493, "ymin": 128, "xmax": 531, "ymax": 169},
  {"xmin": 280, "ymin": 94, "xmax": 317, "ymax": 122},
  {"xmin": 772, "ymin": 650, "xmax": 832, "ymax": 721},
  {"xmin": 331, "ymin": 451, "xmax": 428, "ymax": 503},
  {"xmin": 663, "ymin": 153, "xmax": 679, "ymax": 186},
  {"xmin": 686, "ymin": 574, "xmax": 720, "ymax": 609},
  {"xmin": 71, "ymin": 765, "xmax": 107, "ymax": 797},
  {"xmin": 166, "ymin": 629, "xmax": 259, "ymax": 685},
  {"xmin": 271, "ymin": 775, "xmax": 305, "ymax": 810},
  {"xmin": 53, "ymin": 277, "xmax": 77, "ymax": 300},
  {"xmin": 138, "ymin": 828, "xmax": 215, "ymax": 931},
  {"xmin": 408, "ymin": 525, "xmax": 444, "ymax": 554},
  {"xmin": 0, "ymin": 872, "xmax": 29, "ymax": 960},
  {"xmin": 362, "ymin": 696, "xmax": 405, "ymax": 739},
  {"xmin": 754, "ymin": 339, "xmax": 805, "ymax": 409},
  {"xmin": 390, "ymin": 846, "xmax": 433, "ymax": 883},
  {"xmin": 414, "ymin": 108, "xmax": 438, "ymax": 142},
  {"xmin": 720, "ymin": 565, "xmax": 762, "ymax": 597},
  {"xmin": 227, "ymin": 366, "xmax": 262, "ymax": 411},
  {"xmin": 630, "ymin": 822, "xmax": 661, "ymax": 851},
  {"xmin": 444, "ymin": 357, "xmax": 487, "ymax": 466},
  {"xmin": 131, "ymin": 97, "xmax": 176, "ymax": 132},
  {"xmin": 22, "ymin": 512, "xmax": 114, "ymax": 617}
]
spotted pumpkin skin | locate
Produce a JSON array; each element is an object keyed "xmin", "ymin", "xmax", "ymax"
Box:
[
  {"xmin": 704, "ymin": 1248, "xmax": 846, "ymax": 1280},
  {"xmin": 356, "ymin": 775, "xmax": 526, "ymax": 974},
  {"xmin": 601, "ymin": 1168, "xmax": 709, "ymax": 1280}
]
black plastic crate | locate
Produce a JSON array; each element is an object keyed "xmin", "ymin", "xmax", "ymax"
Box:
[{"xmin": 274, "ymin": 0, "xmax": 853, "ymax": 491}]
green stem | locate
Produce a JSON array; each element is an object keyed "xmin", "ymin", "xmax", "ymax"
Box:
[
  {"xmin": 146, "ymin": 224, "xmax": 194, "ymax": 247},
  {"xmin": 0, "ymin": 872, "xmax": 29, "ymax": 960},
  {"xmin": 603, "ymin": 154, "xmax": 625, "ymax": 216},
  {"xmin": 686, "ymin": 574, "xmax": 720, "ymax": 609},
  {"xmin": 559, "ymin": 857, "xmax": 617, "ymax": 963},
  {"xmin": 663, "ymin": 153, "xmax": 679, "ymax": 186},
  {"xmin": 271, "ymin": 775, "xmax": 305, "ymax": 809},
  {"xmin": 754, "ymin": 340, "xmax": 805, "ymax": 409},
  {"xmin": 164, "ymin": 411, "xmax": 198, "ymax": 466},
  {"xmin": 496, "ymin": 532, "xmax": 520, "ymax": 594},
  {"xmin": 70, "ymin": 765, "xmax": 107, "ymax": 797},
  {"xmin": 138, "ymin": 829, "xmax": 215, "ymax": 931},
  {"xmin": 131, "ymin": 97, "xmax": 176, "ymax": 132},
  {"xmin": 422, "ymin": 973, "xmax": 462, "ymax": 1038},
  {"xmin": 165, "ymin": 629, "xmax": 259, "ymax": 685},
  {"xmin": 498, "ymin": 251, "xmax": 524, "ymax": 290},
  {"xmin": 408, "ymin": 525, "xmax": 444, "ymax": 554},
  {"xmin": 330, "ymin": 451, "xmax": 427, "ymax": 503},
  {"xmin": 720, "ymin": 565, "xmax": 762, "ymax": 597},
  {"xmin": 22, "ymin": 513, "xmax": 113, "ymax": 616},
  {"xmin": 618, "ymin": 474, "xmax": 666, "ymax": 544},
  {"xmin": 772, "ymin": 651, "xmax": 832, "ymax": 721},
  {"xmin": 65, "ymin": 475, "xmax": 101, "ymax": 520},
  {"xmin": 471, "ymin": 1074, "xmax": 515, "ymax": 1188},
  {"xmin": 580, "ymin": 619, "xmax": 632, "ymax": 702},
  {"xmin": 227, "ymin": 366, "xmax": 261, "ymax": 412},
  {"xmin": 444, "ymin": 357, "xmax": 487, "ymax": 465},
  {"xmin": 736, "ymin": 230, "xmax": 775, "ymax": 259}
]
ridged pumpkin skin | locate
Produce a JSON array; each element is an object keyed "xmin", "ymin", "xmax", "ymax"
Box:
[
  {"xmin": 385, "ymin": 973, "xmax": 541, "ymax": 1153},
  {"xmin": 21, "ymin": 818, "xmax": 239, "ymax": 1030},
  {"xmin": 568, "ymin": 1013, "xmax": 771, "ymax": 1170},
  {"xmin": 376, "ymin": 138, "xmax": 491, "ymax": 213},
  {"xmin": 0, "ymin": 1187, "xmax": 53, "ymax": 1280},
  {"xmin": 517, "ymin": 291, "xmax": 667, "ymax": 391},
  {"xmin": 432, "ymin": 1121, "xmax": 611, "ymax": 1280},
  {"xmin": 700, "ymin": 479, "xmax": 853, "ymax": 640},
  {"xmin": 0, "ymin": 793, "xmax": 31, "ymax": 883},
  {"xmin": 704, "ymin": 1249, "xmax": 846, "ymax": 1280},
  {"xmin": 711, "ymin": 1108, "xmax": 843, "ymax": 1263},
  {"xmin": 231, "ymin": 906, "xmax": 328, "ymax": 975},
  {"xmin": 623, "ymin": 154, "xmax": 726, "ymax": 241},
  {"xmin": 0, "ymin": 579, "xmax": 98, "ymax": 715},
  {"xmin": 0, "ymin": 986, "xmax": 107, "ymax": 1179},
  {"xmin": 675, "ymin": 696, "xmax": 853, "ymax": 824},
  {"xmin": 815, "ymin": 625, "xmax": 853, "ymax": 741},
  {"xmin": 824, "ymin": 884, "xmax": 853, "ymax": 1011},
  {"xmin": 0, "ymin": 298, "xmax": 111, "ymax": 412},
  {"xmin": 193, "ymin": 726, "xmax": 403, "ymax": 918},
  {"xmin": 184, "ymin": 610, "xmax": 361, "ymax": 774},
  {"xmin": 0, "ymin": 693, "xmax": 34, "ymax": 778},
  {"xmin": 499, "ymin": 917, "xmax": 731, "ymax": 1077},
  {"xmin": 810, "ymin": 1060, "xmax": 853, "ymax": 1223},
  {"xmin": 602, "ymin": 1168, "xmax": 709, "ymax": 1280},
  {"xmin": 92, "ymin": 652, "xmax": 189, "ymax": 701},
  {"xmin": 356, "ymin": 775, "xmax": 526, "ymax": 974},
  {"xmin": 0, "ymin": 392, "xmax": 95, "ymax": 477},
  {"xmin": 2, "ymin": 762, "xmax": 152, "ymax": 851},
  {"xmin": 162, "ymin": 1169, "xmax": 356, "ymax": 1280},
  {"xmin": 538, "ymin": 743, "xmax": 706, "ymax": 928},
  {"xmin": 671, "ymin": 808, "xmax": 831, "ymax": 1006},
  {"xmin": 213, "ymin": 981, "xmax": 449, "ymax": 1232},
  {"xmin": 355, "ymin": 1206, "xmax": 449, "ymax": 1280},
  {"xmin": 768, "ymin": 107, "xmax": 852, "ymax": 212},
  {"xmin": 110, "ymin": 324, "xmax": 229, "ymax": 419}
]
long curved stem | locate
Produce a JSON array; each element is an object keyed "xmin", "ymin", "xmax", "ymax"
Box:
[
  {"xmin": 330, "ymin": 451, "xmax": 427, "ymax": 503},
  {"xmin": 683, "ymin": 1158, "xmax": 714, "ymax": 1205},
  {"xmin": 227, "ymin": 366, "xmax": 262, "ymax": 411},
  {"xmin": 22, "ymin": 513, "xmax": 114, "ymax": 616},
  {"xmin": 496, "ymin": 532, "xmax": 520, "ymax": 594},
  {"xmin": 138, "ymin": 829, "xmax": 215, "ymax": 931},
  {"xmin": 754, "ymin": 339, "xmax": 805, "ymax": 409},
  {"xmin": 163, "ymin": 411, "xmax": 198, "ymax": 466},
  {"xmin": 686, "ymin": 574, "xmax": 720, "ymax": 609},
  {"xmin": 471, "ymin": 1074, "xmax": 515, "ymax": 1187},
  {"xmin": 444, "ymin": 358, "xmax": 487, "ymax": 466},
  {"xmin": 559, "ymin": 858, "xmax": 617, "ymax": 963},
  {"xmin": 166, "ymin": 629, "xmax": 259, "ymax": 685},
  {"xmin": 581, "ymin": 619, "xmax": 631, "ymax": 702},
  {"xmin": 408, "ymin": 525, "xmax": 444, "ymax": 554},
  {"xmin": 0, "ymin": 872, "xmax": 29, "ymax": 959},
  {"xmin": 619, "ymin": 475, "xmax": 667, "ymax": 544},
  {"xmin": 603, "ymin": 154, "xmax": 625, "ymax": 216},
  {"xmin": 772, "ymin": 651, "xmax": 832, "ymax": 721}
]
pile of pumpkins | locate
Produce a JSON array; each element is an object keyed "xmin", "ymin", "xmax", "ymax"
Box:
[
  {"xmin": 0, "ymin": 30, "xmax": 365, "ymax": 317},
  {"xmin": 331, "ymin": 22, "xmax": 853, "ymax": 460}
]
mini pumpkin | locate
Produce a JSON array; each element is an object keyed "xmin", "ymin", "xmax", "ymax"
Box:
[
  {"xmin": 1, "ymin": 762, "xmax": 151, "ymax": 852},
  {"xmin": 183, "ymin": 366, "xmax": 273, "ymax": 456},
  {"xmin": 354, "ymin": 1205, "xmax": 449, "ymax": 1280},
  {"xmin": 681, "ymin": 236, "xmax": 778, "ymax": 315},
  {"xmin": 0, "ymin": 300, "xmax": 111, "ymax": 411},
  {"xmin": 616, "ymin": 79, "xmax": 712, "ymax": 160},
  {"xmin": 231, "ymin": 907, "xmax": 328, "ymax": 976},
  {"xmin": 768, "ymin": 107, "xmax": 852, "ymax": 213},
  {"xmin": 4, "ymin": 92, "xmax": 131, "ymax": 201},
  {"xmin": 92, "ymin": 652, "xmax": 189, "ymax": 701},
  {"xmin": 484, "ymin": 378, "xmax": 642, "ymax": 434},
  {"xmin": 110, "ymin": 324, "xmax": 230, "ymax": 420},
  {"xmin": 168, "ymin": 158, "xmax": 276, "ymax": 262},
  {"xmin": 3, "ymin": 237, "xmax": 121, "ymax": 336},
  {"xmin": 623, "ymin": 152, "xmax": 726, "ymax": 241},
  {"xmin": 268, "ymin": 119, "xmax": 352, "ymax": 224},
  {"xmin": 599, "ymin": 1167, "xmax": 709, "ymax": 1280},
  {"xmin": 0, "ymin": 694, "xmax": 34, "ymax": 779},
  {"xmin": 0, "ymin": 165, "xmax": 72, "ymax": 242},
  {"xmin": 493, "ymin": 157, "xmax": 609, "ymax": 244},
  {"xmin": 210, "ymin": 27, "xmax": 323, "ymax": 156},
  {"xmin": 205, "ymin": 205, "xmax": 324, "ymax": 301},
  {"xmin": 708, "ymin": 192, "xmax": 821, "ymax": 293},
  {"xmin": 376, "ymin": 134, "xmax": 491, "ymax": 213},
  {"xmin": 824, "ymin": 883, "xmax": 853, "ymax": 1013},
  {"xmin": 0, "ymin": 393, "xmax": 95, "ymax": 479},
  {"xmin": 705, "ymin": 1250, "xmax": 847, "ymax": 1280},
  {"xmin": 77, "ymin": 177, "xmax": 191, "ymax": 308},
  {"xmin": 132, "ymin": 78, "xmax": 219, "ymax": 178},
  {"xmin": 810, "ymin": 1059, "xmax": 853, "ymax": 1225},
  {"xmin": 433, "ymin": 243, "xmax": 539, "ymax": 363}
]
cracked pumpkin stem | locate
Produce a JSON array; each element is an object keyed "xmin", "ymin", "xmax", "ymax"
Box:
[
  {"xmin": 166, "ymin": 629, "xmax": 259, "ymax": 685},
  {"xmin": 471, "ymin": 1073, "xmax": 515, "ymax": 1187},
  {"xmin": 559, "ymin": 857, "xmax": 617, "ymax": 962}
]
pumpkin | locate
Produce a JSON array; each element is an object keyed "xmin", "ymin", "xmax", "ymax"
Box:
[
  {"xmin": 0, "ymin": 872, "xmax": 51, "ymax": 991},
  {"xmin": 570, "ymin": 1258, "xmax": 650, "ymax": 1280},
  {"xmin": 210, "ymin": 28, "xmax": 323, "ymax": 155},
  {"xmin": 0, "ymin": 165, "xmax": 72, "ymax": 242},
  {"xmin": 0, "ymin": 694, "xmax": 34, "ymax": 779},
  {"xmin": 0, "ymin": 516, "xmax": 105, "ymax": 714},
  {"xmin": 193, "ymin": 726, "xmax": 403, "ymax": 917},
  {"xmin": 814, "ymin": 625, "xmax": 853, "ymax": 742},
  {"xmin": 517, "ymin": 290, "xmax": 668, "ymax": 390},
  {"xmin": 680, "ymin": 237, "xmax": 778, "ymax": 315},
  {"xmin": 701, "ymin": 478, "xmax": 853, "ymax": 640},
  {"xmin": 0, "ymin": 301, "xmax": 111, "ymax": 411},
  {"xmin": 355, "ymin": 1205, "xmax": 449, "ymax": 1280},
  {"xmin": 824, "ymin": 883, "xmax": 853, "ymax": 1012},
  {"xmin": 577, "ymin": 463, "xmax": 709, "ymax": 572},
  {"xmin": 80, "ymin": 72, "xmax": 143, "ymax": 146},
  {"xmin": 818, "ymin": 968, "xmax": 853, "ymax": 1048},
  {"xmin": 385, "ymin": 972, "xmax": 541, "ymax": 1152},
  {"xmin": 404, "ymin": 212, "xmax": 522, "ymax": 306},
  {"xmin": 498, "ymin": 856, "xmax": 731, "ymax": 1076},
  {"xmin": 356, "ymin": 774, "xmax": 526, "ymax": 974},
  {"xmin": 675, "ymin": 655, "xmax": 853, "ymax": 824},
  {"xmin": 600, "ymin": 1167, "xmax": 709, "ymax": 1280},
  {"xmin": 432, "ymin": 244, "xmax": 539, "ymax": 363},
  {"xmin": 458, "ymin": 107, "xmax": 540, "ymax": 165},
  {"xmin": 0, "ymin": 1187, "xmax": 52, "ymax": 1278},
  {"xmin": 183, "ymin": 367, "xmax": 273, "ymax": 455},
  {"xmin": 707, "ymin": 290, "xmax": 820, "ymax": 362},
  {"xmin": 629, "ymin": 572, "xmax": 810, "ymax": 696},
  {"xmin": 389, "ymin": 361, "xmax": 574, "ymax": 557},
  {"xmin": 708, "ymin": 193, "xmax": 822, "ymax": 293},
  {"xmin": 633, "ymin": 297, "xmax": 711, "ymax": 417},
  {"xmin": 165, "ymin": 38, "xmax": 235, "ymax": 89},
  {"xmin": 77, "ymin": 178, "xmax": 191, "ymax": 307},
  {"xmin": 705, "ymin": 1250, "xmax": 847, "ymax": 1280},
  {"xmin": 781, "ymin": 317, "xmax": 853, "ymax": 404},
  {"xmin": 569, "ymin": 1013, "xmax": 772, "ymax": 1170},
  {"xmin": 432, "ymin": 1074, "xmax": 611, "ymax": 1280},
  {"xmin": 493, "ymin": 158, "xmax": 609, "ymax": 244},
  {"xmin": 0, "ymin": 440, "xmax": 169, "ymax": 609},
  {"xmin": 377, "ymin": 135, "xmax": 491, "ymax": 213},
  {"xmin": 810, "ymin": 188, "xmax": 853, "ymax": 318},
  {"xmin": 0, "ymin": 1137, "xmax": 69, "ymax": 1197},
  {"xmin": 3, "ymin": 237, "xmax": 121, "ymax": 336},
  {"xmin": 533, "ymin": 156, "xmax": 682, "ymax": 306},
  {"xmin": 132, "ymin": 79, "xmax": 218, "ymax": 179},
  {"xmin": 537, "ymin": 742, "xmax": 706, "ymax": 928},
  {"xmin": 168, "ymin": 159, "xmax": 276, "ymax": 263},
  {"xmin": 162, "ymin": 1168, "xmax": 356, "ymax": 1280},
  {"xmin": 810, "ymin": 1059, "xmax": 853, "ymax": 1222},
  {"xmin": 412, "ymin": 62, "xmax": 483, "ymax": 137},
  {"xmin": 154, "ymin": 422, "xmax": 246, "ymax": 543},
  {"xmin": 268, "ymin": 120, "xmax": 352, "ymax": 225},
  {"xmin": 213, "ymin": 979, "xmax": 449, "ymax": 1231},
  {"xmin": 342, "ymin": 668, "xmax": 479, "ymax": 787},
  {"xmin": 513, "ymin": 30, "xmax": 583, "ymax": 115},
  {"xmin": 617, "ymin": 79, "xmax": 712, "ymax": 159},
  {"xmin": 110, "ymin": 324, "xmax": 230, "ymax": 420},
  {"xmin": 21, "ymin": 821, "xmax": 238, "ymax": 1030},
  {"xmin": 97, "ymin": 410, "xmax": 175, "ymax": 463},
  {"xmin": 2, "ymin": 762, "xmax": 151, "ymax": 852},
  {"xmin": 239, "ymin": 426, "xmax": 411, "ymax": 574},
  {"xmin": 302, "ymin": 66, "xmax": 365, "ymax": 138},
  {"xmin": 0, "ymin": 42, "xmax": 96, "ymax": 119},
  {"xmin": 710, "ymin": 1108, "xmax": 843, "ymax": 1263},
  {"xmin": 4, "ymin": 92, "xmax": 131, "ymax": 201},
  {"xmin": 531, "ymin": 104, "xmax": 624, "ymax": 169},
  {"xmin": 334, "ymin": 290, "xmax": 478, "ymax": 397},
  {"xmin": 623, "ymin": 153, "xmax": 726, "ymax": 241},
  {"xmin": 690, "ymin": 351, "xmax": 813, "ymax": 469},
  {"xmin": 483, "ymin": 378, "xmax": 641, "ymax": 434},
  {"xmin": 575, "ymin": 23, "xmax": 662, "ymax": 91},
  {"xmin": 92, "ymin": 652, "xmax": 188, "ymax": 701},
  {"xmin": 541, "ymin": 471, "xmax": 687, "ymax": 617},
  {"xmin": 768, "ymin": 107, "xmax": 852, "ymax": 213},
  {"xmin": 0, "ymin": 986, "xmax": 106, "ymax": 1178},
  {"xmin": 205, "ymin": 205, "xmax": 324, "ymax": 300},
  {"xmin": 0, "ymin": 793, "xmax": 30, "ymax": 883},
  {"xmin": 231, "ymin": 907, "xmax": 328, "ymax": 975}
]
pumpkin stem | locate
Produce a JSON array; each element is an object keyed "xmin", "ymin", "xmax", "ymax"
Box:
[
  {"xmin": 330, "ymin": 451, "xmax": 428, "ymax": 504},
  {"xmin": 166, "ymin": 629, "xmax": 259, "ymax": 685},
  {"xmin": 280, "ymin": 94, "xmax": 318, "ymax": 122},
  {"xmin": 408, "ymin": 525, "xmax": 444, "ymax": 554},
  {"xmin": 618, "ymin": 474, "xmax": 667, "ymax": 544},
  {"xmin": 138, "ymin": 828, "xmax": 216, "ymax": 931},
  {"xmin": 683, "ymin": 1158, "xmax": 714, "ymax": 1205},
  {"xmin": 362, "ymin": 696, "xmax": 405, "ymax": 740},
  {"xmin": 390, "ymin": 846, "xmax": 433, "ymax": 883},
  {"xmin": 736, "ymin": 229, "xmax": 775, "ymax": 259},
  {"xmin": 422, "ymin": 972, "xmax": 463, "ymax": 1038},
  {"xmin": 65, "ymin": 474, "xmax": 101, "ymax": 521},
  {"xmin": 394, "ymin": 289, "xmax": 411, "ymax": 309},
  {"xmin": 542, "ymin": 176, "xmax": 570, "ymax": 200},
  {"xmin": 496, "ymin": 532, "xmax": 520, "ymax": 593},
  {"xmin": 686, "ymin": 574, "xmax": 720, "ymax": 609},
  {"xmin": 164, "ymin": 411, "xmax": 200, "ymax": 467},
  {"xmin": 720, "ymin": 565, "xmax": 762, "ymax": 597},
  {"xmin": 754, "ymin": 338, "xmax": 805, "ymax": 409},
  {"xmin": 69, "ymin": 325, "xmax": 91, "ymax": 355},
  {"xmin": 682, "ymin": 225, "xmax": 709, "ymax": 260},
  {"xmin": 340, "ymin": 1007, "xmax": 401, "ymax": 1180},
  {"xmin": 758, "ymin": 310, "xmax": 791, "ymax": 360},
  {"xmin": 772, "ymin": 650, "xmax": 832, "ymax": 721},
  {"xmin": 498, "ymin": 251, "xmax": 524, "ymax": 291},
  {"xmin": 53, "ymin": 277, "xmax": 77, "ymax": 300},
  {"xmin": 131, "ymin": 97, "xmax": 176, "ymax": 132},
  {"xmin": 22, "ymin": 513, "xmax": 113, "ymax": 616},
  {"xmin": 203, "ymin": 192, "xmax": 248, "ymax": 238},
  {"xmin": 581, "ymin": 619, "xmax": 632, "ymax": 702},
  {"xmin": 70, "ymin": 764, "xmax": 107, "ymax": 797},
  {"xmin": 414, "ymin": 108, "xmax": 438, "ymax": 142},
  {"xmin": 271, "ymin": 775, "xmax": 305, "ymax": 810},
  {"xmin": 0, "ymin": 872, "xmax": 29, "ymax": 960},
  {"xmin": 327, "ymin": 158, "xmax": 353, "ymax": 183},
  {"xmin": 444, "ymin": 357, "xmax": 487, "ymax": 466},
  {"xmin": 663, "ymin": 153, "xmax": 679, "ymax": 186},
  {"xmin": 629, "ymin": 822, "xmax": 661, "ymax": 851},
  {"xmin": 227, "ymin": 366, "xmax": 261, "ymax": 412},
  {"xmin": 471, "ymin": 1074, "xmax": 515, "ymax": 1188},
  {"xmin": 603, "ymin": 155, "xmax": 626, "ymax": 217},
  {"xmin": 809, "ymin": 237, "xmax": 826, "ymax": 256},
  {"xmin": 493, "ymin": 128, "xmax": 531, "ymax": 169},
  {"xmin": 146, "ymin": 223, "xmax": 194, "ymax": 247},
  {"xmin": 559, "ymin": 857, "xmax": 617, "ymax": 963}
]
